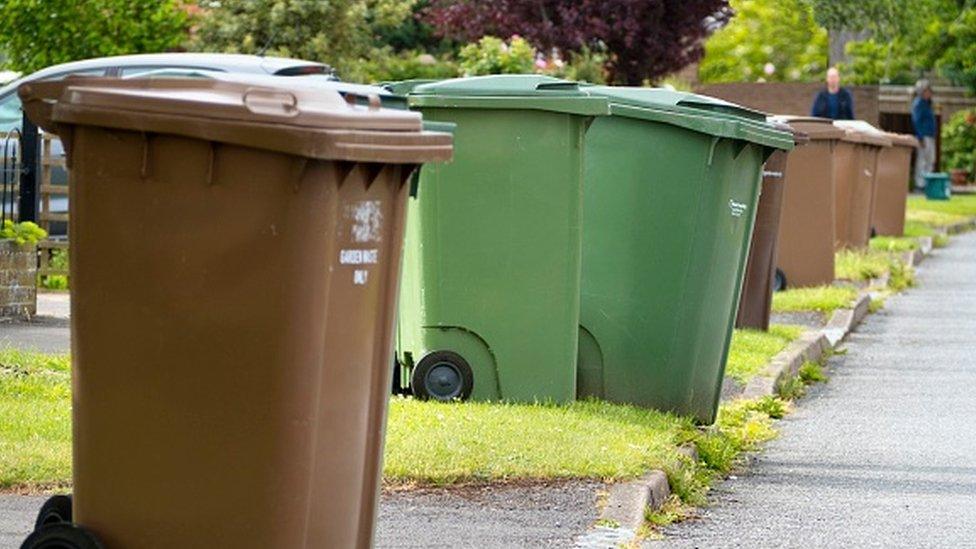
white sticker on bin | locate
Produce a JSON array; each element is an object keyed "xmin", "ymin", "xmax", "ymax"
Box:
[
  {"xmin": 340, "ymin": 249, "xmax": 379, "ymax": 265},
  {"xmin": 348, "ymin": 200, "xmax": 384, "ymax": 243}
]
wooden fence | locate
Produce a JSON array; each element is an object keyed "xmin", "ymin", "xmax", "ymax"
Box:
[{"xmin": 38, "ymin": 133, "xmax": 69, "ymax": 279}]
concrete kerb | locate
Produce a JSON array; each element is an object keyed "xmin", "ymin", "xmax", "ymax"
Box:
[
  {"xmin": 945, "ymin": 218, "xmax": 976, "ymax": 235},
  {"xmin": 586, "ymin": 288, "xmax": 871, "ymax": 540},
  {"xmin": 582, "ymin": 231, "xmax": 943, "ymax": 540}
]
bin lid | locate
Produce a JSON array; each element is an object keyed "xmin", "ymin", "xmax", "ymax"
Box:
[
  {"xmin": 832, "ymin": 120, "xmax": 893, "ymax": 147},
  {"xmin": 19, "ymin": 76, "xmax": 453, "ymax": 164},
  {"xmin": 885, "ymin": 132, "xmax": 920, "ymax": 148},
  {"xmin": 407, "ymin": 75, "xmax": 609, "ymax": 116},
  {"xmin": 381, "ymin": 79, "xmax": 441, "ymax": 96},
  {"xmin": 770, "ymin": 115, "xmax": 845, "ymax": 141},
  {"xmin": 583, "ymin": 86, "xmax": 794, "ymax": 150},
  {"xmin": 767, "ymin": 118, "xmax": 810, "ymax": 146}
]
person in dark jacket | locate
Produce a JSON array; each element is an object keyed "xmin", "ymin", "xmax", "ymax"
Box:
[
  {"xmin": 912, "ymin": 80, "xmax": 937, "ymax": 189},
  {"xmin": 811, "ymin": 67, "xmax": 854, "ymax": 120}
]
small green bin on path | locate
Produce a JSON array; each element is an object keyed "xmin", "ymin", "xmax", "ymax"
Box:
[
  {"xmin": 576, "ymin": 87, "xmax": 793, "ymax": 423},
  {"xmin": 395, "ymin": 75, "xmax": 609, "ymax": 404},
  {"xmin": 924, "ymin": 172, "xmax": 952, "ymax": 200}
]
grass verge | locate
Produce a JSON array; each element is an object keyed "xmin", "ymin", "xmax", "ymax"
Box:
[
  {"xmin": 724, "ymin": 325, "xmax": 804, "ymax": 384},
  {"xmin": 772, "ymin": 285, "xmax": 857, "ymax": 313},
  {"xmin": 869, "ymin": 236, "xmax": 919, "ymax": 252},
  {"xmin": 836, "ymin": 248, "xmax": 915, "ymax": 290},
  {"xmin": 904, "ymin": 221, "xmax": 949, "ymax": 248},
  {"xmin": 384, "ymin": 398, "xmax": 698, "ymax": 485},
  {"xmin": 906, "ymin": 194, "xmax": 976, "ymax": 220},
  {"xmin": 0, "ymin": 349, "xmax": 71, "ymax": 491}
]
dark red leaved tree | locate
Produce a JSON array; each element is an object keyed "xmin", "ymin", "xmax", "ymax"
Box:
[{"xmin": 425, "ymin": 0, "xmax": 732, "ymax": 84}]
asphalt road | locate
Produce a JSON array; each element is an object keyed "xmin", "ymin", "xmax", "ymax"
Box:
[
  {"xmin": 375, "ymin": 481, "xmax": 602, "ymax": 548},
  {"xmin": 655, "ymin": 231, "xmax": 976, "ymax": 548},
  {"xmin": 1, "ymin": 484, "xmax": 601, "ymax": 549},
  {"xmin": 0, "ymin": 293, "xmax": 70, "ymax": 354},
  {"xmin": 0, "ymin": 495, "xmax": 43, "ymax": 549}
]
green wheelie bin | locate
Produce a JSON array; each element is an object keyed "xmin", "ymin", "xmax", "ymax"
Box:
[
  {"xmin": 576, "ymin": 87, "xmax": 794, "ymax": 423},
  {"xmin": 395, "ymin": 75, "xmax": 609, "ymax": 403}
]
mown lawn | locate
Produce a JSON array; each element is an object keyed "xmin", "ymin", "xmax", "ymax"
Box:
[
  {"xmin": 723, "ymin": 325, "xmax": 804, "ymax": 384},
  {"xmin": 906, "ymin": 194, "xmax": 976, "ymax": 220},
  {"xmin": 0, "ymin": 350, "xmax": 71, "ymax": 491},
  {"xmin": 772, "ymin": 285, "xmax": 858, "ymax": 314},
  {"xmin": 2, "ymin": 343, "xmax": 796, "ymax": 494}
]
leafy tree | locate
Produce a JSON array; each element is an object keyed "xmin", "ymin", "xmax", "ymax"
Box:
[
  {"xmin": 937, "ymin": 7, "xmax": 976, "ymax": 92},
  {"xmin": 834, "ymin": 0, "xmax": 974, "ymax": 86},
  {"xmin": 425, "ymin": 0, "xmax": 732, "ymax": 85},
  {"xmin": 0, "ymin": 0, "xmax": 189, "ymax": 73},
  {"xmin": 699, "ymin": 0, "xmax": 827, "ymax": 83},
  {"xmin": 190, "ymin": 0, "xmax": 418, "ymax": 77},
  {"xmin": 841, "ymin": 39, "xmax": 915, "ymax": 84}
]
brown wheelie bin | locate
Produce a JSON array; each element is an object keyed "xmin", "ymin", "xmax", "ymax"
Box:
[
  {"xmin": 832, "ymin": 120, "xmax": 892, "ymax": 249},
  {"xmin": 735, "ymin": 122, "xmax": 809, "ymax": 330},
  {"xmin": 773, "ymin": 117, "xmax": 845, "ymax": 289},
  {"xmin": 872, "ymin": 132, "xmax": 919, "ymax": 236},
  {"xmin": 19, "ymin": 76, "xmax": 452, "ymax": 548}
]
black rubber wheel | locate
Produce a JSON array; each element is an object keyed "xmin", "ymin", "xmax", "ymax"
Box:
[
  {"xmin": 20, "ymin": 524, "xmax": 104, "ymax": 549},
  {"xmin": 870, "ymin": 226, "xmax": 878, "ymax": 238},
  {"xmin": 33, "ymin": 495, "xmax": 72, "ymax": 530},
  {"xmin": 411, "ymin": 351, "xmax": 473, "ymax": 401},
  {"xmin": 773, "ymin": 268, "xmax": 787, "ymax": 292}
]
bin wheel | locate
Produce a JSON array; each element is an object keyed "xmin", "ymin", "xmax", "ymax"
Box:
[
  {"xmin": 870, "ymin": 226, "xmax": 877, "ymax": 238},
  {"xmin": 773, "ymin": 269, "xmax": 787, "ymax": 292},
  {"xmin": 391, "ymin": 357, "xmax": 405, "ymax": 396},
  {"xmin": 34, "ymin": 495, "xmax": 72, "ymax": 530},
  {"xmin": 411, "ymin": 351, "xmax": 473, "ymax": 401},
  {"xmin": 20, "ymin": 523, "xmax": 104, "ymax": 549}
]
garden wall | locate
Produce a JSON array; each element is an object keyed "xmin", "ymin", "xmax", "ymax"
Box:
[{"xmin": 0, "ymin": 241, "xmax": 37, "ymax": 317}]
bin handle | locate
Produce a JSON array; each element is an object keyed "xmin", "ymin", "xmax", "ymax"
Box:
[
  {"xmin": 242, "ymin": 88, "xmax": 299, "ymax": 117},
  {"xmin": 344, "ymin": 92, "xmax": 383, "ymax": 111}
]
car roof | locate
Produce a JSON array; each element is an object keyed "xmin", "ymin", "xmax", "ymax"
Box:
[{"xmin": 0, "ymin": 53, "xmax": 330, "ymax": 98}]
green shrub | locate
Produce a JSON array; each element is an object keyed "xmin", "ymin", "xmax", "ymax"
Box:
[
  {"xmin": 348, "ymin": 47, "xmax": 459, "ymax": 84},
  {"xmin": 0, "ymin": 220, "xmax": 46, "ymax": 246},
  {"xmin": 458, "ymin": 36, "xmax": 536, "ymax": 76},
  {"xmin": 942, "ymin": 109, "xmax": 976, "ymax": 172}
]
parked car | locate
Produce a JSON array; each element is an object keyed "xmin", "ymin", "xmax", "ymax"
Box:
[{"xmin": 0, "ymin": 53, "xmax": 338, "ymax": 236}]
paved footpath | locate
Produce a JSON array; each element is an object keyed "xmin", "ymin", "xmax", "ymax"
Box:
[{"xmin": 655, "ymin": 231, "xmax": 976, "ymax": 548}]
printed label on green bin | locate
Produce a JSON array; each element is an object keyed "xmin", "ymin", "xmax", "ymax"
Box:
[{"xmin": 728, "ymin": 199, "xmax": 748, "ymax": 218}]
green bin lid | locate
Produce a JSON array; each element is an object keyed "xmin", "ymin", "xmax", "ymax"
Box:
[
  {"xmin": 582, "ymin": 86, "xmax": 794, "ymax": 151},
  {"xmin": 408, "ymin": 75, "xmax": 609, "ymax": 116}
]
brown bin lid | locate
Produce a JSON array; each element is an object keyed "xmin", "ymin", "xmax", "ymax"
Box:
[
  {"xmin": 885, "ymin": 132, "xmax": 920, "ymax": 148},
  {"xmin": 19, "ymin": 77, "xmax": 453, "ymax": 164},
  {"xmin": 832, "ymin": 120, "xmax": 893, "ymax": 147},
  {"xmin": 771, "ymin": 115, "xmax": 844, "ymax": 141},
  {"xmin": 767, "ymin": 119, "xmax": 810, "ymax": 145}
]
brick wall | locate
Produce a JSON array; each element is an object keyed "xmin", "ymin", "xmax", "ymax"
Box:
[
  {"xmin": 0, "ymin": 241, "xmax": 37, "ymax": 317},
  {"xmin": 694, "ymin": 82, "xmax": 881, "ymax": 125}
]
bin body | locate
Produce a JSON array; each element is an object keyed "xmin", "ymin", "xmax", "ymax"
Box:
[
  {"xmin": 735, "ymin": 150, "xmax": 788, "ymax": 330},
  {"xmin": 774, "ymin": 117, "xmax": 845, "ymax": 288},
  {"xmin": 577, "ymin": 88, "xmax": 793, "ymax": 423},
  {"xmin": 833, "ymin": 121, "xmax": 892, "ymax": 249},
  {"xmin": 924, "ymin": 172, "xmax": 952, "ymax": 200},
  {"xmin": 20, "ymin": 78, "xmax": 451, "ymax": 548},
  {"xmin": 396, "ymin": 76, "xmax": 608, "ymax": 403},
  {"xmin": 871, "ymin": 133, "xmax": 919, "ymax": 236}
]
